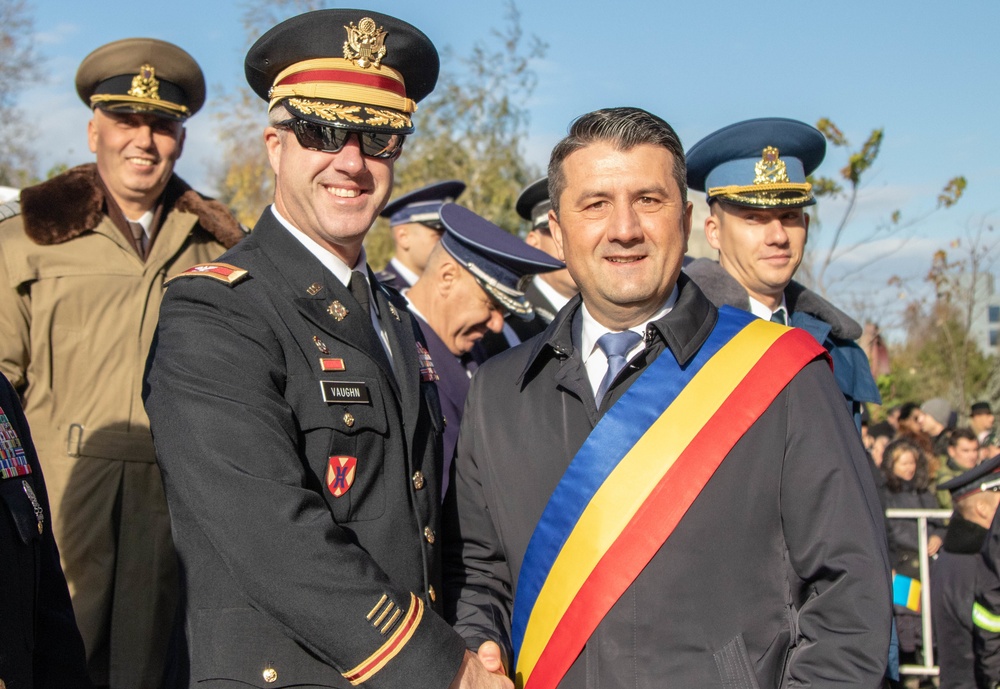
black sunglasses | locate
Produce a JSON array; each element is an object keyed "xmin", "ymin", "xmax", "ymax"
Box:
[{"xmin": 275, "ymin": 118, "xmax": 404, "ymax": 159}]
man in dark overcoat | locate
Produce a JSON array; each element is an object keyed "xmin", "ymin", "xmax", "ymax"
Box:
[{"xmin": 444, "ymin": 107, "xmax": 892, "ymax": 688}]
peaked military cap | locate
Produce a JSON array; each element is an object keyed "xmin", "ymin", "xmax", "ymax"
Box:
[
  {"xmin": 687, "ymin": 117, "xmax": 826, "ymax": 208},
  {"xmin": 516, "ymin": 177, "xmax": 551, "ymax": 231},
  {"xmin": 939, "ymin": 454, "xmax": 1000, "ymax": 500},
  {"xmin": 76, "ymin": 38, "xmax": 205, "ymax": 121},
  {"xmin": 381, "ymin": 180, "xmax": 465, "ymax": 228},
  {"xmin": 438, "ymin": 204, "xmax": 564, "ymax": 318},
  {"xmin": 245, "ymin": 9, "xmax": 439, "ymax": 135}
]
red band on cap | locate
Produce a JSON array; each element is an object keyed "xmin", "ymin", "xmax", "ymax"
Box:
[{"xmin": 278, "ymin": 69, "xmax": 405, "ymax": 97}]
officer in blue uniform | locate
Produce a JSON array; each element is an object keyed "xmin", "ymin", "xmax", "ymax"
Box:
[
  {"xmin": 477, "ymin": 178, "xmax": 578, "ymax": 358},
  {"xmin": 405, "ymin": 203, "xmax": 563, "ymax": 491},
  {"xmin": 683, "ymin": 118, "xmax": 881, "ymax": 427},
  {"xmin": 144, "ymin": 10, "xmax": 511, "ymax": 688},
  {"xmin": 0, "ymin": 372, "xmax": 91, "ymax": 689},
  {"xmin": 933, "ymin": 456, "xmax": 1000, "ymax": 689},
  {"xmin": 376, "ymin": 180, "xmax": 466, "ymax": 291}
]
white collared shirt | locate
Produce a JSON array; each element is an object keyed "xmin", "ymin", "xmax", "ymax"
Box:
[
  {"xmin": 580, "ymin": 285, "xmax": 678, "ymax": 400},
  {"xmin": 271, "ymin": 206, "xmax": 395, "ymax": 369},
  {"xmin": 389, "ymin": 258, "xmax": 419, "ymax": 288},
  {"xmin": 748, "ymin": 294, "xmax": 789, "ymax": 325}
]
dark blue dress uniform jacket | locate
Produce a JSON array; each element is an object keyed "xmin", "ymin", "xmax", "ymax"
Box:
[
  {"xmin": 0, "ymin": 373, "xmax": 91, "ymax": 689},
  {"xmin": 143, "ymin": 209, "xmax": 466, "ymax": 688},
  {"xmin": 444, "ymin": 275, "xmax": 892, "ymax": 689}
]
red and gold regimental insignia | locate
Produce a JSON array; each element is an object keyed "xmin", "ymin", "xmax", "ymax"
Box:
[
  {"xmin": 165, "ymin": 263, "xmax": 249, "ymax": 286},
  {"xmin": 326, "ymin": 456, "xmax": 357, "ymax": 497},
  {"xmin": 327, "ymin": 301, "xmax": 349, "ymax": 321}
]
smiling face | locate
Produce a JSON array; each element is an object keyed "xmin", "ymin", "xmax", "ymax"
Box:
[
  {"xmin": 88, "ymin": 108, "xmax": 185, "ymax": 216},
  {"xmin": 265, "ymin": 124, "xmax": 395, "ymax": 267},
  {"xmin": 549, "ymin": 141, "xmax": 692, "ymax": 330},
  {"xmin": 704, "ymin": 203, "xmax": 809, "ymax": 310}
]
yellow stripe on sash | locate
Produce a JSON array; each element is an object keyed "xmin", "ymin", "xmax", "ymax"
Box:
[{"xmin": 516, "ymin": 319, "xmax": 784, "ymax": 679}]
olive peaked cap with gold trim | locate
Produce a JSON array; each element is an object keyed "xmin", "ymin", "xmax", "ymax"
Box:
[
  {"xmin": 76, "ymin": 38, "xmax": 205, "ymax": 121},
  {"xmin": 687, "ymin": 118, "xmax": 826, "ymax": 208},
  {"xmin": 245, "ymin": 9, "xmax": 439, "ymax": 136}
]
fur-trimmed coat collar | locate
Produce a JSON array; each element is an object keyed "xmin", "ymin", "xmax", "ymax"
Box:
[
  {"xmin": 19, "ymin": 163, "xmax": 244, "ymax": 248},
  {"xmin": 683, "ymin": 257, "xmax": 863, "ymax": 341}
]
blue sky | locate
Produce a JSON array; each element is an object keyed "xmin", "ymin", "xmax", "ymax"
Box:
[{"xmin": 22, "ymin": 0, "xmax": 1000, "ymax": 335}]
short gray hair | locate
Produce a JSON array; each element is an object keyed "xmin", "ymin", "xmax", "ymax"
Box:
[{"xmin": 547, "ymin": 107, "xmax": 687, "ymax": 214}]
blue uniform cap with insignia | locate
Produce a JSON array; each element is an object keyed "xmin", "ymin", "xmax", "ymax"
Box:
[
  {"xmin": 438, "ymin": 203, "xmax": 564, "ymax": 319},
  {"xmin": 380, "ymin": 180, "xmax": 465, "ymax": 228},
  {"xmin": 938, "ymin": 454, "xmax": 1000, "ymax": 500},
  {"xmin": 687, "ymin": 117, "xmax": 826, "ymax": 209},
  {"xmin": 516, "ymin": 177, "xmax": 551, "ymax": 231}
]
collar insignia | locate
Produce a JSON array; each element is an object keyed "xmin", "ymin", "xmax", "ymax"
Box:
[
  {"xmin": 327, "ymin": 300, "xmax": 349, "ymax": 321},
  {"xmin": 343, "ymin": 17, "xmax": 388, "ymax": 69}
]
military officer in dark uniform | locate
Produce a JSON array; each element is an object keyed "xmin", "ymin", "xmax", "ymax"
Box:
[
  {"xmin": 933, "ymin": 457, "xmax": 1000, "ymax": 689},
  {"xmin": 0, "ymin": 371, "xmax": 92, "ymax": 689},
  {"xmin": 404, "ymin": 203, "xmax": 562, "ymax": 489},
  {"xmin": 376, "ymin": 180, "xmax": 466, "ymax": 291},
  {"xmin": 683, "ymin": 118, "xmax": 881, "ymax": 429},
  {"xmin": 143, "ymin": 10, "xmax": 511, "ymax": 688},
  {"xmin": 477, "ymin": 178, "xmax": 578, "ymax": 358}
]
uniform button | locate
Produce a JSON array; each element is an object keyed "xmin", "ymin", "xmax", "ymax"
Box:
[
  {"xmin": 442, "ymin": 415, "xmax": 448, "ymax": 428},
  {"xmin": 423, "ymin": 526, "xmax": 435, "ymax": 544},
  {"xmin": 429, "ymin": 585, "xmax": 437, "ymax": 602},
  {"xmin": 412, "ymin": 471, "xmax": 425, "ymax": 490},
  {"xmin": 262, "ymin": 667, "xmax": 278, "ymax": 683},
  {"xmin": 343, "ymin": 412, "xmax": 355, "ymax": 428}
]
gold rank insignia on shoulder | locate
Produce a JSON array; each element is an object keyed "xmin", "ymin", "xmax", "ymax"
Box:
[
  {"xmin": 129, "ymin": 64, "xmax": 160, "ymax": 101},
  {"xmin": 327, "ymin": 300, "xmax": 348, "ymax": 321},
  {"xmin": 165, "ymin": 262, "xmax": 249, "ymax": 286},
  {"xmin": 343, "ymin": 17, "xmax": 387, "ymax": 69}
]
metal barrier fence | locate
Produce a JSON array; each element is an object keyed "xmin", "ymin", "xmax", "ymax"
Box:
[{"xmin": 885, "ymin": 507, "xmax": 953, "ymax": 680}]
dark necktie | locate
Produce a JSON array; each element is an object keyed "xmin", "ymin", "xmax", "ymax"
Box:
[
  {"xmin": 770, "ymin": 309, "xmax": 787, "ymax": 325},
  {"xmin": 350, "ymin": 271, "xmax": 394, "ymax": 375},
  {"xmin": 596, "ymin": 330, "xmax": 643, "ymax": 404},
  {"xmin": 128, "ymin": 221, "xmax": 147, "ymax": 259},
  {"xmin": 349, "ymin": 271, "xmax": 372, "ymax": 316}
]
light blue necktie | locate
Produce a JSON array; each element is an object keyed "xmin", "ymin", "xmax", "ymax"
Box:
[{"xmin": 595, "ymin": 330, "xmax": 643, "ymax": 404}]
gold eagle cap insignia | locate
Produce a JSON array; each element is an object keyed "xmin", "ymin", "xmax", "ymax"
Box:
[
  {"xmin": 128, "ymin": 64, "xmax": 161, "ymax": 101},
  {"xmin": 343, "ymin": 17, "xmax": 388, "ymax": 69}
]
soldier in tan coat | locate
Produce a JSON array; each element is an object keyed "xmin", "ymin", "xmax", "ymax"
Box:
[{"xmin": 0, "ymin": 38, "xmax": 244, "ymax": 688}]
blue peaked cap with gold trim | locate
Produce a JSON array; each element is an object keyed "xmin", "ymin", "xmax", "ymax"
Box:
[
  {"xmin": 380, "ymin": 180, "xmax": 465, "ymax": 227},
  {"xmin": 687, "ymin": 118, "xmax": 826, "ymax": 208},
  {"xmin": 438, "ymin": 204, "xmax": 564, "ymax": 319}
]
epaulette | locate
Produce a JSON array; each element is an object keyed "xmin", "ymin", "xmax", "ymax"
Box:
[
  {"xmin": 0, "ymin": 200, "xmax": 21, "ymax": 222},
  {"xmin": 165, "ymin": 262, "xmax": 250, "ymax": 286}
]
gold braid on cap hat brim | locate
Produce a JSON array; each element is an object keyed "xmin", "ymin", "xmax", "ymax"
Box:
[
  {"xmin": 708, "ymin": 182, "xmax": 814, "ymax": 207},
  {"xmin": 464, "ymin": 261, "xmax": 533, "ymax": 317},
  {"xmin": 90, "ymin": 94, "xmax": 190, "ymax": 117}
]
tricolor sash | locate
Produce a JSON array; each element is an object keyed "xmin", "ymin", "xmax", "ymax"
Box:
[{"xmin": 511, "ymin": 306, "xmax": 827, "ymax": 689}]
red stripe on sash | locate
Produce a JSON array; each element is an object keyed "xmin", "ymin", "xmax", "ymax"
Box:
[{"xmin": 523, "ymin": 328, "xmax": 825, "ymax": 689}]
